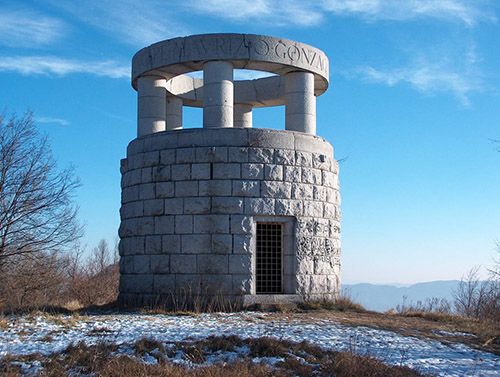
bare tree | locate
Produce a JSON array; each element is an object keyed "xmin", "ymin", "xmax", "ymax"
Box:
[
  {"xmin": 68, "ymin": 239, "xmax": 119, "ymax": 307},
  {"xmin": 0, "ymin": 110, "xmax": 83, "ymax": 267}
]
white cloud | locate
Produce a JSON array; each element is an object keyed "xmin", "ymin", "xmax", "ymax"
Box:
[
  {"xmin": 0, "ymin": 56, "xmax": 129, "ymax": 79},
  {"xmin": 0, "ymin": 8, "xmax": 67, "ymax": 48},
  {"xmin": 35, "ymin": 117, "xmax": 70, "ymax": 126},
  {"xmin": 47, "ymin": 0, "xmax": 189, "ymax": 46},
  {"xmin": 320, "ymin": 0, "xmax": 496, "ymax": 25},
  {"xmin": 182, "ymin": 0, "xmax": 324, "ymax": 26},
  {"xmin": 350, "ymin": 47, "xmax": 486, "ymax": 107}
]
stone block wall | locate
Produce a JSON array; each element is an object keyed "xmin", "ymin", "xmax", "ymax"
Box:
[{"xmin": 118, "ymin": 128, "xmax": 341, "ymax": 305}]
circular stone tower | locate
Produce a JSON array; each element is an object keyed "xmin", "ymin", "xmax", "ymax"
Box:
[{"xmin": 118, "ymin": 34, "xmax": 341, "ymax": 307}]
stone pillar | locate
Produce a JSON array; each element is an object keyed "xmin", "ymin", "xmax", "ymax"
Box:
[
  {"xmin": 137, "ymin": 76, "xmax": 167, "ymax": 137},
  {"xmin": 166, "ymin": 95, "xmax": 183, "ymax": 130},
  {"xmin": 285, "ymin": 71, "xmax": 316, "ymax": 135},
  {"xmin": 203, "ymin": 61, "xmax": 234, "ymax": 128},
  {"xmin": 234, "ymin": 103, "xmax": 252, "ymax": 128}
]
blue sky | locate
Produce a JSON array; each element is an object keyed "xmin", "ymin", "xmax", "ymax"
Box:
[{"xmin": 1, "ymin": 0, "xmax": 499, "ymax": 284}]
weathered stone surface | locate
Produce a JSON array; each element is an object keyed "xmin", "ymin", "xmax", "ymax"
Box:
[
  {"xmin": 134, "ymin": 255, "xmax": 150, "ymax": 274},
  {"xmin": 191, "ymin": 163, "xmax": 211, "ymax": 180},
  {"xmin": 182, "ymin": 234, "xmax": 211, "ymax": 254},
  {"xmin": 144, "ymin": 199, "xmax": 164, "ymax": 216},
  {"xmin": 153, "ymin": 274, "xmax": 175, "ymax": 293},
  {"xmin": 264, "ymin": 164, "xmax": 283, "ymax": 180},
  {"xmin": 244, "ymin": 198, "xmax": 275, "ymax": 215},
  {"xmin": 232, "ymin": 275, "xmax": 252, "ymax": 294},
  {"xmin": 275, "ymin": 149, "xmax": 295, "ymax": 165},
  {"xmin": 213, "ymin": 163, "xmax": 240, "ymax": 179},
  {"xmin": 156, "ymin": 182, "xmax": 174, "ymax": 198},
  {"xmin": 302, "ymin": 168, "xmax": 322, "ymax": 184},
  {"xmin": 120, "ymin": 201, "xmax": 143, "ymax": 219},
  {"xmin": 229, "ymin": 254, "xmax": 252, "ymax": 275},
  {"xmin": 122, "ymin": 185, "xmax": 140, "ymax": 203},
  {"xmin": 146, "ymin": 235, "xmax": 162, "ymax": 254},
  {"xmin": 195, "ymin": 146, "xmax": 228, "ymax": 162},
  {"xmin": 233, "ymin": 234, "xmax": 253, "ymax": 254},
  {"xmin": 212, "ymin": 197, "xmax": 243, "ymax": 214},
  {"xmin": 141, "ymin": 168, "xmax": 152, "ymax": 183},
  {"xmin": 212, "ymin": 234, "xmax": 232, "ymax": 254},
  {"xmin": 139, "ymin": 183, "xmax": 155, "ymax": 200},
  {"xmin": 176, "ymin": 274, "xmax": 202, "ymax": 292},
  {"xmin": 228, "ymin": 147, "xmax": 248, "ymax": 162},
  {"xmin": 313, "ymin": 186, "xmax": 327, "ymax": 201},
  {"xmin": 193, "ymin": 215, "xmax": 229, "ymax": 233},
  {"xmin": 261, "ymin": 181, "xmax": 292, "ymax": 198},
  {"xmin": 199, "ymin": 180, "xmax": 232, "ymax": 196},
  {"xmin": 202, "ymin": 274, "xmax": 232, "ymax": 294},
  {"xmin": 284, "ymin": 166, "xmax": 301, "ymax": 182},
  {"xmin": 172, "ymin": 164, "xmax": 191, "ymax": 180},
  {"xmin": 162, "ymin": 234, "xmax": 180, "ymax": 253},
  {"xmin": 275, "ymin": 199, "xmax": 303, "ymax": 216},
  {"xmin": 160, "ymin": 149, "xmax": 176, "ymax": 165},
  {"xmin": 122, "ymin": 169, "xmax": 141, "ymax": 188},
  {"xmin": 197, "ymin": 255, "xmax": 228, "ymax": 274},
  {"xmin": 143, "ymin": 151, "xmax": 160, "ymax": 167},
  {"xmin": 124, "ymin": 274, "xmax": 153, "ymax": 294},
  {"xmin": 120, "ymin": 236, "xmax": 145, "ymax": 256},
  {"xmin": 153, "ymin": 166, "xmax": 171, "ymax": 182},
  {"xmin": 154, "ymin": 216, "xmax": 175, "ymax": 234},
  {"xmin": 120, "ymin": 256, "xmax": 134, "ymax": 274},
  {"xmin": 175, "ymin": 181, "xmax": 198, "ymax": 197},
  {"xmin": 230, "ymin": 215, "xmax": 254, "ymax": 235},
  {"xmin": 151, "ymin": 254, "xmax": 169, "ymax": 273},
  {"xmin": 295, "ymin": 151, "xmax": 312, "ymax": 167},
  {"xmin": 176, "ymin": 148, "xmax": 196, "ymax": 163},
  {"xmin": 249, "ymin": 148, "xmax": 274, "ymax": 163},
  {"xmin": 241, "ymin": 163, "xmax": 263, "ymax": 180},
  {"xmin": 184, "ymin": 197, "xmax": 211, "ymax": 214},
  {"xmin": 232, "ymin": 180, "xmax": 260, "ymax": 197},
  {"xmin": 292, "ymin": 183, "xmax": 314, "ymax": 200},
  {"xmin": 170, "ymin": 254, "xmax": 197, "ymax": 273},
  {"xmin": 175, "ymin": 215, "xmax": 193, "ymax": 234}
]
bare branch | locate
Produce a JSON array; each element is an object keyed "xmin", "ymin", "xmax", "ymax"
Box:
[{"xmin": 0, "ymin": 110, "xmax": 83, "ymax": 267}]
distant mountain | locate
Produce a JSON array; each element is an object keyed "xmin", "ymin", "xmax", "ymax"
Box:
[{"xmin": 341, "ymin": 281, "xmax": 462, "ymax": 312}]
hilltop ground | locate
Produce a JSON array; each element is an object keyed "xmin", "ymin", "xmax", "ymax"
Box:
[{"xmin": 1, "ymin": 305, "xmax": 499, "ymax": 376}]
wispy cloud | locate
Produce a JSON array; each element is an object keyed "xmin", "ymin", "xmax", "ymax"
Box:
[
  {"xmin": 36, "ymin": 117, "xmax": 70, "ymax": 126},
  {"xmin": 183, "ymin": 0, "xmax": 324, "ymax": 26},
  {"xmin": 0, "ymin": 56, "xmax": 129, "ymax": 79},
  {"xmin": 0, "ymin": 8, "xmax": 67, "ymax": 48},
  {"xmin": 349, "ymin": 46, "xmax": 486, "ymax": 107},
  {"xmin": 48, "ymin": 0, "xmax": 189, "ymax": 46},
  {"xmin": 320, "ymin": 0, "xmax": 496, "ymax": 25}
]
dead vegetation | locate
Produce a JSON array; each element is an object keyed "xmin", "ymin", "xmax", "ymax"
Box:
[{"xmin": 0, "ymin": 335, "xmax": 426, "ymax": 377}]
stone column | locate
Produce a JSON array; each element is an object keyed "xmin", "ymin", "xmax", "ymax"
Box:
[
  {"xmin": 166, "ymin": 95, "xmax": 183, "ymax": 130},
  {"xmin": 203, "ymin": 61, "xmax": 234, "ymax": 128},
  {"xmin": 285, "ymin": 71, "xmax": 316, "ymax": 135},
  {"xmin": 137, "ymin": 76, "xmax": 167, "ymax": 137},
  {"xmin": 234, "ymin": 103, "xmax": 252, "ymax": 128}
]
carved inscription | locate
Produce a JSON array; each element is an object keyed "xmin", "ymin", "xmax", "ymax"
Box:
[{"xmin": 141, "ymin": 35, "xmax": 328, "ymax": 74}]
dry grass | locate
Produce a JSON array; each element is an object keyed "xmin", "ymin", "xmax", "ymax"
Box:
[
  {"xmin": 297, "ymin": 296, "xmax": 367, "ymax": 313},
  {"xmin": 0, "ymin": 334, "xmax": 428, "ymax": 376},
  {"xmin": 0, "ymin": 316, "xmax": 9, "ymax": 330}
]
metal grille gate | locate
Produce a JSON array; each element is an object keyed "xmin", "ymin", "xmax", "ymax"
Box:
[{"xmin": 256, "ymin": 223, "xmax": 283, "ymax": 294}]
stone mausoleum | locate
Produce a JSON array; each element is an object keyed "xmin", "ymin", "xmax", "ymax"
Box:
[{"xmin": 118, "ymin": 33, "xmax": 341, "ymax": 306}]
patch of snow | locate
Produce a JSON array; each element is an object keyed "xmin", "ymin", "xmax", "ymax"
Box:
[{"xmin": 0, "ymin": 312, "xmax": 499, "ymax": 376}]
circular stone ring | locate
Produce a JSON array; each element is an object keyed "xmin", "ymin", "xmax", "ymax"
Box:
[{"xmin": 132, "ymin": 33, "xmax": 330, "ymax": 97}]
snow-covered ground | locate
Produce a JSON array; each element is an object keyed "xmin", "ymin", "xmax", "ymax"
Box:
[{"xmin": 1, "ymin": 312, "xmax": 499, "ymax": 376}]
